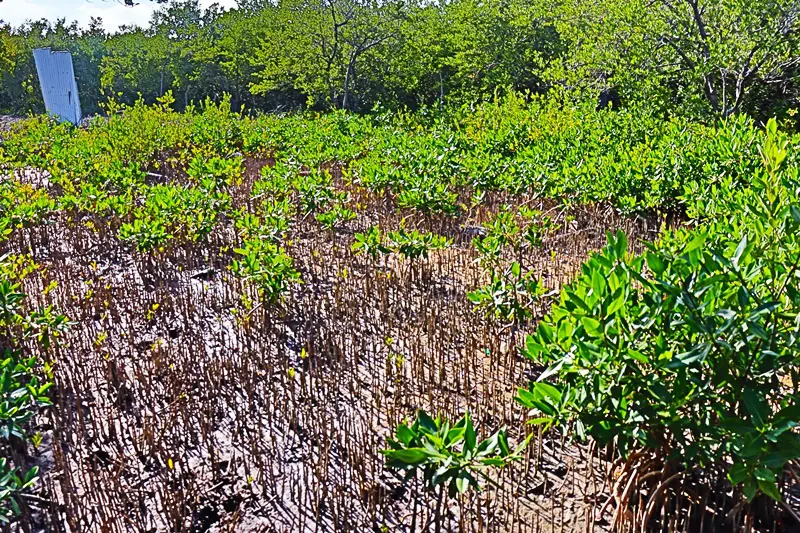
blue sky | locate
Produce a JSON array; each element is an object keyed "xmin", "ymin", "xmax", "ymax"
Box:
[{"xmin": 1, "ymin": 0, "xmax": 238, "ymax": 32}]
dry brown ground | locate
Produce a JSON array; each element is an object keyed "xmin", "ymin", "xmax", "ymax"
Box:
[{"xmin": 5, "ymin": 159, "xmax": 670, "ymax": 532}]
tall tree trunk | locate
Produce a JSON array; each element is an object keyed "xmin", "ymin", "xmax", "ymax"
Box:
[
  {"xmin": 342, "ymin": 51, "xmax": 357, "ymax": 110},
  {"xmin": 703, "ymin": 72, "xmax": 721, "ymax": 114},
  {"xmin": 160, "ymin": 51, "xmax": 169, "ymax": 97}
]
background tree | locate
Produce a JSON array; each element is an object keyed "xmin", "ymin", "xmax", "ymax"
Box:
[
  {"xmin": 534, "ymin": 0, "xmax": 800, "ymax": 118},
  {"xmin": 0, "ymin": 0, "xmax": 796, "ymax": 120},
  {"xmin": 100, "ymin": 29, "xmax": 170, "ymax": 105}
]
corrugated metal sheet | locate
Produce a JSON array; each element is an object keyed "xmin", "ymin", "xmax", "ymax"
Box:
[{"xmin": 33, "ymin": 48, "xmax": 82, "ymax": 125}]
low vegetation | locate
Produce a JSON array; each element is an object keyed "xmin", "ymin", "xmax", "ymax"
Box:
[{"xmin": 0, "ymin": 88, "xmax": 799, "ymax": 530}]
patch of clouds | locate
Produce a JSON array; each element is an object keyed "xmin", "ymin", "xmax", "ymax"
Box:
[{"xmin": 1, "ymin": 0, "xmax": 239, "ymax": 32}]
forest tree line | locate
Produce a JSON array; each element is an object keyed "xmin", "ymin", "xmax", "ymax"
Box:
[{"xmin": 0, "ymin": 0, "xmax": 798, "ymax": 122}]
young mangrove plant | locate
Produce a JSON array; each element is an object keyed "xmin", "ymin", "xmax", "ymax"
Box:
[
  {"xmin": 0, "ymin": 255, "xmax": 69, "ymax": 523},
  {"xmin": 468, "ymin": 261, "xmax": 542, "ymax": 323},
  {"xmin": 383, "ymin": 410, "xmax": 529, "ymax": 531}
]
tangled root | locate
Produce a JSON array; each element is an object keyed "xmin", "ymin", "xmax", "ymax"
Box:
[
  {"xmin": 594, "ymin": 449, "xmax": 681, "ymax": 532},
  {"xmin": 592, "ymin": 451, "xmax": 800, "ymax": 532}
]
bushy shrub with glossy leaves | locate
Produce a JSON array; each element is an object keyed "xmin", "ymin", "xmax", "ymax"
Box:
[{"xmin": 518, "ymin": 120, "xmax": 800, "ymax": 503}]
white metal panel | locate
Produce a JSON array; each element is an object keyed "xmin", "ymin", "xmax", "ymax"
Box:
[{"xmin": 33, "ymin": 48, "xmax": 82, "ymax": 125}]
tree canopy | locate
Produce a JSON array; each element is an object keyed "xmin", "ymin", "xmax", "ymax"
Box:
[{"xmin": 0, "ymin": 0, "xmax": 797, "ymax": 122}]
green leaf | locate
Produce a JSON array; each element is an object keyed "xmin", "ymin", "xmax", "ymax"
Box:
[
  {"xmin": 743, "ymin": 479, "xmax": 758, "ymax": 502},
  {"xmin": 614, "ymin": 230, "xmax": 628, "ymax": 258},
  {"xmin": 757, "ymin": 479, "xmax": 782, "ymax": 501},
  {"xmin": 606, "ymin": 288, "xmax": 626, "ymax": 315},
  {"xmin": 732, "ymin": 235, "xmax": 748, "ymax": 267},
  {"xmin": 455, "ymin": 474, "xmax": 470, "ymax": 494},
  {"xmin": 763, "ymin": 452, "xmax": 788, "ymax": 469},
  {"xmin": 581, "ymin": 316, "xmax": 603, "ymax": 337},
  {"xmin": 417, "ymin": 410, "xmax": 438, "ymax": 434},
  {"xmin": 683, "ymin": 232, "xmax": 707, "ymax": 254},
  {"xmin": 534, "ymin": 382, "xmax": 562, "ymax": 404},
  {"xmin": 591, "ymin": 269, "xmax": 607, "ymax": 295},
  {"xmin": 23, "ymin": 466, "xmax": 38, "ymax": 484},
  {"xmin": 522, "ymin": 334, "xmax": 546, "ymax": 360},
  {"xmin": 666, "ymin": 343, "xmax": 710, "ymax": 368},
  {"xmin": 446, "ymin": 426, "xmax": 466, "ymax": 447},
  {"xmin": 464, "ymin": 411, "xmax": 476, "ymax": 452},
  {"xmin": 384, "ymin": 448, "xmax": 430, "ymax": 465},
  {"xmin": 743, "ymin": 388, "xmax": 769, "ymax": 427},
  {"xmin": 754, "ymin": 468, "xmax": 775, "ymax": 482},
  {"xmin": 530, "ymin": 399, "xmax": 556, "ymax": 416},
  {"xmin": 476, "ymin": 434, "xmax": 499, "ymax": 455},
  {"xmin": 646, "ymin": 252, "xmax": 666, "ymax": 276},
  {"xmin": 728, "ymin": 463, "xmax": 749, "ymax": 485},
  {"xmin": 790, "ymin": 205, "xmax": 800, "ymax": 223},
  {"xmin": 498, "ymin": 430, "xmax": 510, "ymax": 456},
  {"xmin": 741, "ymin": 435, "xmax": 766, "ymax": 458},
  {"xmin": 396, "ymin": 424, "xmax": 416, "ymax": 446},
  {"xmin": 515, "ymin": 387, "xmax": 536, "ymax": 408},
  {"xmin": 737, "ymin": 286, "xmax": 750, "ymax": 308},
  {"xmin": 536, "ymin": 324, "xmax": 553, "ymax": 345},
  {"xmin": 627, "ymin": 350, "xmax": 648, "ymax": 364}
]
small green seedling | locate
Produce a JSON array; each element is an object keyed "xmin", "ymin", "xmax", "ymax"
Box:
[{"xmin": 382, "ymin": 410, "xmax": 529, "ymax": 497}]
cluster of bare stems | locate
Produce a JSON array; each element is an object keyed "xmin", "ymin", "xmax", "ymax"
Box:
[{"xmin": 7, "ymin": 155, "xmax": 741, "ymax": 533}]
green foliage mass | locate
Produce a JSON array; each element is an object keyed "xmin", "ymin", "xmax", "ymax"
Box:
[
  {"xmin": 0, "ymin": 254, "xmax": 70, "ymax": 522},
  {"xmin": 0, "ymin": 0, "xmax": 797, "ymax": 121},
  {"xmin": 2, "ymin": 80, "xmax": 800, "ymax": 519},
  {"xmin": 383, "ymin": 410, "xmax": 528, "ymax": 497},
  {"xmin": 518, "ymin": 119, "xmax": 800, "ymax": 503}
]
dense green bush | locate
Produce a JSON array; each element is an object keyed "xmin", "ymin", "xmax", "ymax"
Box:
[
  {"xmin": 3, "ymin": 94, "xmax": 796, "ymax": 230},
  {"xmin": 518, "ymin": 120, "xmax": 800, "ymax": 502},
  {"xmin": 3, "ymin": 0, "xmax": 797, "ymax": 121},
  {"xmin": 0, "ymin": 255, "xmax": 70, "ymax": 521}
]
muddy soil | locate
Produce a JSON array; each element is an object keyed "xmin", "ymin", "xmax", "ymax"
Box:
[{"xmin": 5, "ymin": 160, "xmax": 666, "ymax": 532}]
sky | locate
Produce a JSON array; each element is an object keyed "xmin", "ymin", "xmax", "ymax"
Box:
[{"xmin": 1, "ymin": 0, "xmax": 238, "ymax": 32}]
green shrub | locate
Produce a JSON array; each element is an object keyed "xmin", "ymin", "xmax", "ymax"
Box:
[
  {"xmin": 232, "ymin": 238, "xmax": 300, "ymax": 304},
  {"xmin": 315, "ymin": 204, "xmax": 356, "ymax": 230},
  {"xmin": 383, "ymin": 410, "xmax": 528, "ymax": 497},
  {"xmin": 352, "ymin": 226, "xmax": 390, "ymax": 259},
  {"xmin": 518, "ymin": 122, "xmax": 800, "ymax": 503},
  {"xmin": 468, "ymin": 262, "xmax": 542, "ymax": 323},
  {"xmin": 0, "ymin": 460, "xmax": 38, "ymax": 524},
  {"xmin": 387, "ymin": 229, "xmax": 451, "ymax": 260},
  {"xmin": 0, "ymin": 255, "xmax": 70, "ymax": 521}
]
